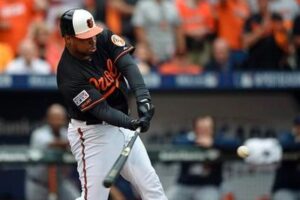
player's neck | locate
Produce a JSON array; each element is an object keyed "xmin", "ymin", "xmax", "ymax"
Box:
[{"xmin": 67, "ymin": 47, "xmax": 92, "ymax": 61}]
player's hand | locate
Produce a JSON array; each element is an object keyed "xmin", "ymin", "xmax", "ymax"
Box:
[
  {"xmin": 130, "ymin": 117, "xmax": 150, "ymax": 133},
  {"xmin": 137, "ymin": 99, "xmax": 155, "ymax": 120}
]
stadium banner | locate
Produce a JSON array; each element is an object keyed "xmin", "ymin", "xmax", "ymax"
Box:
[{"xmin": 1, "ymin": 72, "xmax": 300, "ymax": 90}]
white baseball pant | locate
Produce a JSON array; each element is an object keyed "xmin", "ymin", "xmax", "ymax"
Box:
[{"xmin": 68, "ymin": 119, "xmax": 168, "ymax": 200}]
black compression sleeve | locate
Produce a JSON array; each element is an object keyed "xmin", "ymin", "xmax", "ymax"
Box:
[
  {"xmin": 89, "ymin": 101, "xmax": 133, "ymax": 129},
  {"xmin": 115, "ymin": 54, "xmax": 151, "ymax": 101}
]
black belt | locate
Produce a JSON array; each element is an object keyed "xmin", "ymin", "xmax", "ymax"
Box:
[
  {"xmin": 86, "ymin": 119, "xmax": 104, "ymax": 125},
  {"xmin": 70, "ymin": 118, "xmax": 106, "ymax": 125}
]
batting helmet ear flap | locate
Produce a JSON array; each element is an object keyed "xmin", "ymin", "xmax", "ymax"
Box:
[{"xmin": 60, "ymin": 9, "xmax": 77, "ymax": 37}]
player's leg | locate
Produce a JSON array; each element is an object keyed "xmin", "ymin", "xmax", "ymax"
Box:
[
  {"xmin": 119, "ymin": 128, "xmax": 168, "ymax": 200},
  {"xmin": 68, "ymin": 122, "xmax": 125, "ymax": 200}
]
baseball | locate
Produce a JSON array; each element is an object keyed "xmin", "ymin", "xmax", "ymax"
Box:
[{"xmin": 237, "ymin": 145, "xmax": 249, "ymax": 158}]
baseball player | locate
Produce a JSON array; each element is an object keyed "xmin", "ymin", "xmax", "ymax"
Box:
[{"xmin": 56, "ymin": 8, "xmax": 167, "ymax": 200}]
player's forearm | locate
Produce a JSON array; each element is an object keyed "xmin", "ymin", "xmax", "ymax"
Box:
[
  {"xmin": 243, "ymin": 31, "xmax": 264, "ymax": 49},
  {"xmin": 116, "ymin": 54, "xmax": 151, "ymax": 101},
  {"xmin": 109, "ymin": 0, "xmax": 135, "ymax": 15},
  {"xmin": 134, "ymin": 27, "xmax": 148, "ymax": 45},
  {"xmin": 175, "ymin": 26, "xmax": 186, "ymax": 54},
  {"xmin": 89, "ymin": 101, "xmax": 134, "ymax": 129},
  {"xmin": 48, "ymin": 140, "xmax": 69, "ymax": 149}
]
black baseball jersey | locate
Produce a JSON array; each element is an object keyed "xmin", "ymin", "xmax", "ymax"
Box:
[{"xmin": 57, "ymin": 29, "xmax": 150, "ymax": 126}]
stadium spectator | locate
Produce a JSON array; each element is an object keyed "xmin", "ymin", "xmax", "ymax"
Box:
[
  {"xmin": 269, "ymin": 0, "xmax": 298, "ymax": 30},
  {"xmin": 205, "ymin": 38, "xmax": 238, "ymax": 72},
  {"xmin": 214, "ymin": 0, "xmax": 249, "ymax": 52},
  {"xmin": 86, "ymin": 0, "xmax": 106, "ymax": 23},
  {"xmin": 159, "ymin": 53, "xmax": 202, "ymax": 75},
  {"xmin": 105, "ymin": 0, "xmax": 139, "ymax": 43},
  {"xmin": 248, "ymin": 0, "xmax": 298, "ymax": 27},
  {"xmin": 108, "ymin": 185, "xmax": 127, "ymax": 200},
  {"xmin": 0, "ymin": 43, "xmax": 13, "ymax": 73},
  {"xmin": 109, "ymin": 176, "xmax": 140, "ymax": 200},
  {"xmin": 132, "ymin": 0, "xmax": 186, "ymax": 65},
  {"xmin": 133, "ymin": 43, "xmax": 156, "ymax": 75},
  {"xmin": 0, "ymin": 0, "xmax": 46, "ymax": 54},
  {"xmin": 292, "ymin": 14, "xmax": 300, "ymax": 68},
  {"xmin": 29, "ymin": 22, "xmax": 50, "ymax": 61},
  {"xmin": 167, "ymin": 116, "xmax": 240, "ymax": 200},
  {"xmin": 25, "ymin": 104, "xmax": 80, "ymax": 200},
  {"xmin": 242, "ymin": 0, "xmax": 290, "ymax": 70},
  {"xmin": 5, "ymin": 39, "xmax": 51, "ymax": 75},
  {"xmin": 175, "ymin": 0, "xmax": 216, "ymax": 66},
  {"xmin": 45, "ymin": 15, "xmax": 65, "ymax": 73},
  {"xmin": 272, "ymin": 115, "xmax": 300, "ymax": 200},
  {"xmin": 84, "ymin": 0, "xmax": 97, "ymax": 13},
  {"xmin": 46, "ymin": 0, "xmax": 82, "ymax": 30}
]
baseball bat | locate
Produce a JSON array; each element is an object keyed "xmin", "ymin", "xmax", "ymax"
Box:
[{"xmin": 103, "ymin": 127, "xmax": 141, "ymax": 188}]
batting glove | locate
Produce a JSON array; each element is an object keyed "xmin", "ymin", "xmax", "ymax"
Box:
[
  {"xmin": 137, "ymin": 99, "xmax": 155, "ymax": 120},
  {"xmin": 130, "ymin": 116, "xmax": 150, "ymax": 133}
]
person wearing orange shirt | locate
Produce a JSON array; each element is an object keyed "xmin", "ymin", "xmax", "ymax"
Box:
[
  {"xmin": 106, "ymin": 0, "xmax": 139, "ymax": 43},
  {"xmin": 0, "ymin": 0, "xmax": 46, "ymax": 55},
  {"xmin": 159, "ymin": 53, "xmax": 202, "ymax": 75},
  {"xmin": 0, "ymin": 43, "xmax": 14, "ymax": 73},
  {"xmin": 214, "ymin": 0, "xmax": 249, "ymax": 51},
  {"xmin": 45, "ymin": 22, "xmax": 65, "ymax": 74},
  {"xmin": 242, "ymin": 0, "xmax": 290, "ymax": 70},
  {"xmin": 30, "ymin": 21, "xmax": 64, "ymax": 74},
  {"xmin": 176, "ymin": 0, "xmax": 216, "ymax": 66}
]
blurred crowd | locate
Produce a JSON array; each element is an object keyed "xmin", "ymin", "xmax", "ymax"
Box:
[
  {"xmin": 1, "ymin": 0, "xmax": 300, "ymax": 75},
  {"xmin": 165, "ymin": 115, "xmax": 300, "ymax": 200}
]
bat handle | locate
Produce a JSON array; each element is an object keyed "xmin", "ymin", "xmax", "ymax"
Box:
[{"xmin": 135, "ymin": 127, "xmax": 141, "ymax": 133}]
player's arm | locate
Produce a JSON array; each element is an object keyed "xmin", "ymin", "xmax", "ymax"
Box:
[
  {"xmin": 115, "ymin": 54, "xmax": 150, "ymax": 101},
  {"xmin": 101, "ymin": 29, "xmax": 154, "ymax": 120},
  {"xmin": 89, "ymin": 100, "xmax": 136, "ymax": 129},
  {"xmin": 48, "ymin": 140, "xmax": 69, "ymax": 149},
  {"xmin": 108, "ymin": 0, "xmax": 135, "ymax": 15},
  {"xmin": 62, "ymin": 83, "xmax": 149, "ymax": 132},
  {"xmin": 242, "ymin": 17, "xmax": 268, "ymax": 49},
  {"xmin": 88, "ymin": 96, "xmax": 150, "ymax": 132},
  {"xmin": 115, "ymin": 54, "xmax": 155, "ymax": 120}
]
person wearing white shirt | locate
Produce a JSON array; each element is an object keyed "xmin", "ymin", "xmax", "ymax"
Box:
[
  {"xmin": 25, "ymin": 104, "xmax": 80, "ymax": 200},
  {"xmin": 5, "ymin": 39, "xmax": 51, "ymax": 75}
]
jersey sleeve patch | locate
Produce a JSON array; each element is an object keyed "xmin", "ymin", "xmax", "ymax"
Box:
[
  {"xmin": 111, "ymin": 34, "xmax": 126, "ymax": 47},
  {"xmin": 73, "ymin": 90, "xmax": 90, "ymax": 106}
]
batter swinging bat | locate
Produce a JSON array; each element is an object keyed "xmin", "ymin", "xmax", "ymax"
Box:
[{"xmin": 103, "ymin": 127, "xmax": 141, "ymax": 188}]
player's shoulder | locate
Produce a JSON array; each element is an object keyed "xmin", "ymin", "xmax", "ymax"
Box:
[
  {"xmin": 57, "ymin": 49, "xmax": 80, "ymax": 76},
  {"xmin": 96, "ymin": 28, "xmax": 112, "ymax": 44},
  {"xmin": 97, "ymin": 28, "xmax": 112, "ymax": 39},
  {"xmin": 96, "ymin": 28, "xmax": 127, "ymax": 48},
  {"xmin": 56, "ymin": 49, "xmax": 83, "ymax": 87}
]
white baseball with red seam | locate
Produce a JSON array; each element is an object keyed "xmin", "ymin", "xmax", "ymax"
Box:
[{"xmin": 237, "ymin": 145, "xmax": 249, "ymax": 158}]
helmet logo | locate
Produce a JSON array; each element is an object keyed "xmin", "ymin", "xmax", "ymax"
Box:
[{"xmin": 87, "ymin": 18, "xmax": 93, "ymax": 28}]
